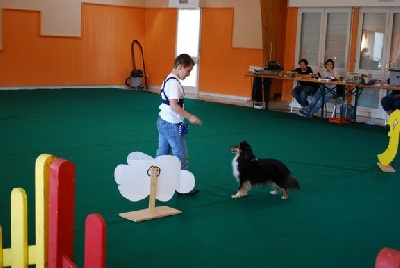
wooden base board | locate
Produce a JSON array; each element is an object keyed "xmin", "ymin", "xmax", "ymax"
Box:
[
  {"xmin": 377, "ymin": 162, "xmax": 396, "ymax": 172},
  {"xmin": 119, "ymin": 206, "xmax": 182, "ymax": 222}
]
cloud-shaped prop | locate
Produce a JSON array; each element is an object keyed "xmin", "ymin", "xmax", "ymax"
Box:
[{"xmin": 114, "ymin": 152, "xmax": 195, "ymax": 202}]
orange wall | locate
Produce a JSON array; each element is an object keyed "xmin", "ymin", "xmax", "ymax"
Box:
[
  {"xmin": 0, "ymin": 4, "xmax": 262, "ymax": 99},
  {"xmin": 144, "ymin": 8, "xmax": 177, "ymax": 87},
  {"xmin": 0, "ymin": 4, "xmax": 145, "ymax": 87},
  {"xmin": 200, "ymin": 8, "xmax": 263, "ymax": 97}
]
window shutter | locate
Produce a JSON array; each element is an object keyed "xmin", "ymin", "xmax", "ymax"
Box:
[
  {"xmin": 325, "ymin": 12, "xmax": 349, "ymax": 69},
  {"xmin": 299, "ymin": 12, "xmax": 321, "ymax": 66}
]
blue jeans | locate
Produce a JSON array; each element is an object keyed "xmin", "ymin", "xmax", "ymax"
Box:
[
  {"xmin": 308, "ymin": 86, "xmax": 335, "ymax": 117},
  {"xmin": 156, "ymin": 117, "xmax": 188, "ymax": 170},
  {"xmin": 292, "ymin": 85, "xmax": 317, "ymax": 107}
]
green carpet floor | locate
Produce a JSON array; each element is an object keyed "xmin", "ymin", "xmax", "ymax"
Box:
[{"xmin": 0, "ymin": 88, "xmax": 399, "ymax": 267}]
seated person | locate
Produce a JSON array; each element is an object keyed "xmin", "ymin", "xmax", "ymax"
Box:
[
  {"xmin": 299, "ymin": 59, "xmax": 338, "ymax": 118},
  {"xmin": 292, "ymin": 59, "xmax": 319, "ymax": 113},
  {"xmin": 360, "ymin": 48, "xmax": 379, "ymax": 70},
  {"xmin": 381, "ymin": 79, "xmax": 400, "ymax": 115}
]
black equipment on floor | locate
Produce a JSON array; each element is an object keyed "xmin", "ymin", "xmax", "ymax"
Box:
[{"xmin": 125, "ymin": 40, "xmax": 148, "ymax": 89}]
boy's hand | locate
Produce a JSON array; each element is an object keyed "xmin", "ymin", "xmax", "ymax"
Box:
[{"xmin": 189, "ymin": 115, "xmax": 202, "ymax": 125}]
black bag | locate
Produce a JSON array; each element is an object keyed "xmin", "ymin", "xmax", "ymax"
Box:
[
  {"xmin": 131, "ymin": 69, "xmax": 143, "ymax": 78},
  {"xmin": 266, "ymin": 61, "xmax": 283, "ymax": 70},
  {"xmin": 335, "ymin": 85, "xmax": 345, "ymax": 97}
]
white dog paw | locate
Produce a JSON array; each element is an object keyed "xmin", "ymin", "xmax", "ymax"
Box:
[
  {"xmin": 270, "ymin": 189, "xmax": 278, "ymax": 195},
  {"xmin": 231, "ymin": 193, "xmax": 246, "ymax": 199},
  {"xmin": 281, "ymin": 195, "xmax": 288, "ymax": 200}
]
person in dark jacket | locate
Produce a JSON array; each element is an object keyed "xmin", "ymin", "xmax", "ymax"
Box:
[{"xmin": 292, "ymin": 59, "xmax": 319, "ymax": 114}]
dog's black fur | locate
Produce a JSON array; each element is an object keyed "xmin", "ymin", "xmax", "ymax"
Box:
[{"xmin": 230, "ymin": 140, "xmax": 300, "ymax": 199}]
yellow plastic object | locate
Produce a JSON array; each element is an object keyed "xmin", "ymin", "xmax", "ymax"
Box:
[
  {"xmin": 35, "ymin": 154, "xmax": 54, "ymax": 268},
  {"xmin": 378, "ymin": 110, "xmax": 400, "ymax": 166}
]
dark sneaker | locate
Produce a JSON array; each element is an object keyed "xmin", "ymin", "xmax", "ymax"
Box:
[
  {"xmin": 298, "ymin": 110, "xmax": 310, "ymax": 118},
  {"xmin": 297, "ymin": 107, "xmax": 310, "ymax": 117},
  {"xmin": 301, "ymin": 107, "xmax": 310, "ymax": 114},
  {"xmin": 176, "ymin": 189, "xmax": 200, "ymax": 196},
  {"xmin": 297, "ymin": 109, "xmax": 306, "ymax": 115}
]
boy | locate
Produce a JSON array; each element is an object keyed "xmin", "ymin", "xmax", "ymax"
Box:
[{"xmin": 156, "ymin": 54, "xmax": 202, "ymax": 194}]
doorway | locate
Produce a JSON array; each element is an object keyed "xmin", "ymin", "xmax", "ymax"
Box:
[{"xmin": 176, "ymin": 9, "xmax": 201, "ymax": 94}]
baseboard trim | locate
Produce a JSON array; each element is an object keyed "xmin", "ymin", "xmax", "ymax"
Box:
[
  {"xmin": 0, "ymin": 85, "xmax": 128, "ymax": 90},
  {"xmin": 0, "ymin": 85, "xmax": 250, "ymax": 103}
]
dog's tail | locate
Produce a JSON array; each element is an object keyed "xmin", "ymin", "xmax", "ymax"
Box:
[{"xmin": 287, "ymin": 176, "xmax": 300, "ymax": 189}]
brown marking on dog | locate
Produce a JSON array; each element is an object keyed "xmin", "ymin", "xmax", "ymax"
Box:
[
  {"xmin": 281, "ymin": 189, "xmax": 288, "ymax": 199},
  {"xmin": 231, "ymin": 180, "xmax": 251, "ymax": 199}
]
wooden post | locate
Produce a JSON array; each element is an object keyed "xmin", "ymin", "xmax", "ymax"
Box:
[
  {"xmin": 84, "ymin": 214, "xmax": 106, "ymax": 268},
  {"xmin": 118, "ymin": 164, "xmax": 182, "ymax": 222},
  {"xmin": 35, "ymin": 154, "xmax": 55, "ymax": 268},
  {"xmin": 48, "ymin": 158, "xmax": 75, "ymax": 268},
  {"xmin": 148, "ymin": 166, "xmax": 160, "ymax": 213},
  {"xmin": 62, "ymin": 256, "xmax": 77, "ymax": 268},
  {"xmin": 11, "ymin": 188, "xmax": 29, "ymax": 267},
  {"xmin": 260, "ymin": 0, "xmax": 288, "ymax": 101}
]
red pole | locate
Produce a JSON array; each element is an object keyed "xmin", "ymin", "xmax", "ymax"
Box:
[
  {"xmin": 84, "ymin": 213, "xmax": 106, "ymax": 268},
  {"xmin": 48, "ymin": 158, "xmax": 75, "ymax": 268}
]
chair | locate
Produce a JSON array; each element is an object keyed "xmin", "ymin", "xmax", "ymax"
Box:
[{"xmin": 330, "ymin": 95, "xmax": 344, "ymax": 118}]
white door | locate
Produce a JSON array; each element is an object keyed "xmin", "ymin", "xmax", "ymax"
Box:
[{"xmin": 176, "ymin": 9, "xmax": 201, "ymax": 94}]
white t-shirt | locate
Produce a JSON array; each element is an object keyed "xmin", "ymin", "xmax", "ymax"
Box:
[
  {"xmin": 159, "ymin": 74, "xmax": 185, "ymax": 124},
  {"xmin": 321, "ymin": 69, "xmax": 337, "ymax": 79},
  {"xmin": 321, "ymin": 69, "xmax": 338, "ymax": 89}
]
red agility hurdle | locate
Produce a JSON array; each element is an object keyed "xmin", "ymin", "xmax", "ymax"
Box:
[{"xmin": 0, "ymin": 154, "xmax": 106, "ymax": 268}]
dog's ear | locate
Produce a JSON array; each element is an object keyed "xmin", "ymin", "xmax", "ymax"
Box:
[
  {"xmin": 240, "ymin": 140, "xmax": 249, "ymax": 148},
  {"xmin": 240, "ymin": 141, "xmax": 255, "ymax": 160}
]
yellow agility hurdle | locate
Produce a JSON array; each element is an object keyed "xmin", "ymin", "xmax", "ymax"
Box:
[{"xmin": 0, "ymin": 154, "xmax": 106, "ymax": 268}]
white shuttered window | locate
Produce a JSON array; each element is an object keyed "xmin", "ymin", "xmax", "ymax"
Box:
[
  {"xmin": 297, "ymin": 8, "xmax": 351, "ymax": 75},
  {"xmin": 299, "ymin": 12, "xmax": 321, "ymax": 66},
  {"xmin": 325, "ymin": 12, "xmax": 349, "ymax": 69}
]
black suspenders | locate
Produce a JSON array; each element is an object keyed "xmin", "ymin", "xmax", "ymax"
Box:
[{"xmin": 160, "ymin": 77, "xmax": 185, "ymax": 108}]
